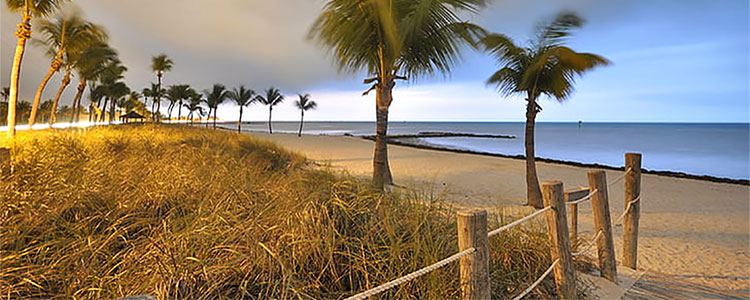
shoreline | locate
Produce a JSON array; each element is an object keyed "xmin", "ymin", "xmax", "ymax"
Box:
[
  {"xmin": 214, "ymin": 125, "xmax": 749, "ymax": 186},
  {"xmin": 359, "ymin": 135, "xmax": 750, "ymax": 186}
]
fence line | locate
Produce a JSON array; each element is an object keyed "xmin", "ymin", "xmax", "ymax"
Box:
[
  {"xmin": 344, "ymin": 247, "xmax": 477, "ymax": 300},
  {"xmin": 488, "ymin": 206, "xmax": 551, "ymax": 237},
  {"xmin": 345, "ymin": 155, "xmax": 642, "ymax": 300},
  {"xmin": 511, "ymin": 259, "xmax": 560, "ymax": 300}
]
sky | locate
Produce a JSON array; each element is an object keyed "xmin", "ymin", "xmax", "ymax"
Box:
[{"xmin": 1, "ymin": 0, "xmax": 748, "ymax": 123}]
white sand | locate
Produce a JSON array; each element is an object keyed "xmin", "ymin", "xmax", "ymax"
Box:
[{"xmin": 248, "ymin": 132, "xmax": 750, "ymax": 292}]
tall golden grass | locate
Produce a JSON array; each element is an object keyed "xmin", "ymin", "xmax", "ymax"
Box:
[{"xmin": 1, "ymin": 125, "xmax": 559, "ymax": 299}]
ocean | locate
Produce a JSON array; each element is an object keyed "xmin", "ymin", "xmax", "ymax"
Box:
[{"xmin": 218, "ymin": 121, "xmax": 750, "ymax": 180}]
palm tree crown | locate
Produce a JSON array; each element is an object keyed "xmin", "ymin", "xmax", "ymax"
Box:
[
  {"xmin": 228, "ymin": 86, "xmax": 256, "ymax": 107},
  {"xmin": 295, "ymin": 94, "xmax": 317, "ymax": 112},
  {"xmin": 151, "ymin": 54, "xmax": 173, "ymax": 75},
  {"xmin": 204, "ymin": 84, "xmax": 229, "ymax": 129},
  {"xmin": 255, "ymin": 88, "xmax": 284, "ymax": 107}
]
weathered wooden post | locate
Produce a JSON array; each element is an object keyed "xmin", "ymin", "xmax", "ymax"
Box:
[
  {"xmin": 587, "ymin": 170, "xmax": 618, "ymax": 282},
  {"xmin": 565, "ymin": 187, "xmax": 590, "ymax": 247},
  {"xmin": 457, "ymin": 209, "xmax": 490, "ymax": 300},
  {"xmin": 541, "ymin": 181, "xmax": 577, "ymax": 299},
  {"xmin": 0, "ymin": 148, "xmax": 10, "ymax": 177},
  {"xmin": 623, "ymin": 153, "xmax": 642, "ymax": 269}
]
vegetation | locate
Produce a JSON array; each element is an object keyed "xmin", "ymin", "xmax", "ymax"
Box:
[
  {"xmin": 255, "ymin": 88, "xmax": 284, "ymax": 134},
  {"xmin": 5, "ymin": 0, "xmax": 67, "ymax": 137},
  {"xmin": 309, "ymin": 0, "xmax": 487, "ymax": 187},
  {"xmin": 151, "ymin": 54, "xmax": 173, "ymax": 121},
  {"xmin": 203, "ymin": 84, "xmax": 229, "ymax": 129},
  {"xmin": 481, "ymin": 12, "xmax": 610, "ymax": 208},
  {"xmin": 294, "ymin": 94, "xmax": 317, "ymax": 137},
  {"xmin": 227, "ymin": 86, "xmax": 256, "ymax": 132},
  {"xmin": 0, "ymin": 125, "xmax": 558, "ymax": 299}
]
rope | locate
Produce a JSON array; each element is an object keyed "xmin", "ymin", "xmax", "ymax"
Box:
[
  {"xmin": 345, "ymin": 247, "xmax": 476, "ymax": 300},
  {"xmin": 607, "ymin": 168, "xmax": 633, "ymax": 186},
  {"xmin": 613, "ymin": 195, "xmax": 641, "ymax": 226},
  {"xmin": 488, "ymin": 206, "xmax": 551, "ymax": 237},
  {"xmin": 572, "ymin": 229, "xmax": 603, "ymax": 257},
  {"xmin": 566, "ymin": 189, "xmax": 598, "ymax": 206},
  {"xmin": 511, "ymin": 259, "xmax": 560, "ymax": 300}
]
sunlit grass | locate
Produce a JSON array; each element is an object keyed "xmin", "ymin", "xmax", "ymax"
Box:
[{"xmin": 0, "ymin": 125, "xmax": 557, "ymax": 299}]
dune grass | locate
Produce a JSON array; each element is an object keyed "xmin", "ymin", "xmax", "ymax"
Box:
[{"xmin": 0, "ymin": 125, "xmax": 559, "ymax": 299}]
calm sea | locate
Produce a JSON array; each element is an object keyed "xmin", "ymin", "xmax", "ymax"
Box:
[{"xmin": 219, "ymin": 122, "xmax": 750, "ymax": 180}]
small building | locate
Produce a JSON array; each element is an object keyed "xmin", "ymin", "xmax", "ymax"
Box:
[{"xmin": 119, "ymin": 111, "xmax": 146, "ymax": 124}]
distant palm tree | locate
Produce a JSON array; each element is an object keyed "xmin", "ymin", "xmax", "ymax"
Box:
[
  {"xmin": 5, "ymin": 0, "xmax": 67, "ymax": 137},
  {"xmin": 227, "ymin": 86, "xmax": 256, "ymax": 132},
  {"xmin": 255, "ymin": 88, "xmax": 284, "ymax": 134},
  {"xmin": 29, "ymin": 13, "xmax": 105, "ymax": 127},
  {"xmin": 165, "ymin": 84, "xmax": 192, "ymax": 122},
  {"xmin": 17, "ymin": 100, "xmax": 32, "ymax": 124},
  {"xmin": 38, "ymin": 99, "xmax": 53, "ymax": 123},
  {"xmin": 203, "ymin": 84, "xmax": 229, "ymax": 129},
  {"xmin": 184, "ymin": 93, "xmax": 205, "ymax": 125},
  {"xmin": 309, "ymin": 0, "xmax": 486, "ymax": 186},
  {"xmin": 481, "ymin": 12, "xmax": 610, "ymax": 208},
  {"xmin": 1, "ymin": 87, "xmax": 9, "ymax": 101},
  {"xmin": 93, "ymin": 60, "xmax": 128, "ymax": 123},
  {"xmin": 142, "ymin": 83, "xmax": 160, "ymax": 120},
  {"xmin": 294, "ymin": 94, "xmax": 317, "ymax": 137},
  {"xmin": 151, "ymin": 54, "xmax": 173, "ymax": 121},
  {"xmin": 70, "ymin": 42, "xmax": 116, "ymax": 123}
]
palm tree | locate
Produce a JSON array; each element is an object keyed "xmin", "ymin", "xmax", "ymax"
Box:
[
  {"xmin": 70, "ymin": 42, "xmax": 116, "ymax": 123},
  {"xmin": 151, "ymin": 54, "xmax": 173, "ymax": 121},
  {"xmin": 184, "ymin": 93, "xmax": 204, "ymax": 125},
  {"xmin": 481, "ymin": 12, "xmax": 610, "ymax": 208},
  {"xmin": 165, "ymin": 84, "xmax": 191, "ymax": 122},
  {"xmin": 16, "ymin": 100, "xmax": 31, "ymax": 124},
  {"xmin": 227, "ymin": 86, "xmax": 256, "ymax": 132},
  {"xmin": 294, "ymin": 94, "xmax": 317, "ymax": 137},
  {"xmin": 255, "ymin": 88, "xmax": 284, "ymax": 134},
  {"xmin": 309, "ymin": 0, "xmax": 486, "ymax": 186},
  {"xmin": 5, "ymin": 0, "xmax": 67, "ymax": 137},
  {"xmin": 142, "ymin": 83, "xmax": 160, "ymax": 121},
  {"xmin": 1, "ymin": 87, "xmax": 9, "ymax": 101},
  {"xmin": 203, "ymin": 84, "xmax": 229, "ymax": 129},
  {"xmin": 29, "ymin": 13, "xmax": 105, "ymax": 127}
]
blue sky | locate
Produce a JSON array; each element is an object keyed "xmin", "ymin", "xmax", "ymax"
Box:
[{"xmin": 2, "ymin": 0, "xmax": 748, "ymax": 122}]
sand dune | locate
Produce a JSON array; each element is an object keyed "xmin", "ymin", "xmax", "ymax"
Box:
[{"xmin": 247, "ymin": 131, "xmax": 750, "ymax": 294}]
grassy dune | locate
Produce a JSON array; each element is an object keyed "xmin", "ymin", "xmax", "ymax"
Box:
[{"xmin": 1, "ymin": 125, "xmax": 556, "ymax": 299}]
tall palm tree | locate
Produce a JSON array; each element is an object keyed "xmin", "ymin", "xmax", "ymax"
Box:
[
  {"xmin": 294, "ymin": 94, "xmax": 317, "ymax": 137},
  {"xmin": 93, "ymin": 60, "xmax": 127, "ymax": 123},
  {"xmin": 184, "ymin": 93, "xmax": 204, "ymax": 125},
  {"xmin": 165, "ymin": 84, "xmax": 191, "ymax": 122},
  {"xmin": 70, "ymin": 42, "xmax": 116, "ymax": 123},
  {"xmin": 310, "ymin": 0, "xmax": 486, "ymax": 186},
  {"xmin": 481, "ymin": 12, "xmax": 610, "ymax": 208},
  {"xmin": 29, "ymin": 13, "xmax": 105, "ymax": 127},
  {"xmin": 227, "ymin": 85, "xmax": 256, "ymax": 132},
  {"xmin": 203, "ymin": 84, "xmax": 229, "ymax": 129},
  {"xmin": 255, "ymin": 88, "xmax": 284, "ymax": 134},
  {"xmin": 151, "ymin": 54, "xmax": 173, "ymax": 121},
  {"xmin": 5, "ymin": 0, "xmax": 67, "ymax": 137}
]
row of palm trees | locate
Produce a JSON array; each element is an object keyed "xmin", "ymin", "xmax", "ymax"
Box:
[{"xmin": 310, "ymin": 0, "xmax": 609, "ymax": 207}]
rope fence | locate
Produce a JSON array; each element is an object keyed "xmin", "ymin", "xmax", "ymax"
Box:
[
  {"xmin": 344, "ymin": 154, "xmax": 642, "ymax": 300},
  {"xmin": 344, "ymin": 247, "xmax": 477, "ymax": 300}
]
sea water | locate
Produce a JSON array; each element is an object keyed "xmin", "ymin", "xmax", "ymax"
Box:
[{"xmin": 220, "ymin": 122, "xmax": 750, "ymax": 180}]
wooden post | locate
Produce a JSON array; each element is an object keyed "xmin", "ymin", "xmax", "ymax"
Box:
[
  {"xmin": 0, "ymin": 148, "xmax": 10, "ymax": 177},
  {"xmin": 587, "ymin": 170, "xmax": 618, "ymax": 282},
  {"xmin": 565, "ymin": 187, "xmax": 590, "ymax": 247},
  {"xmin": 457, "ymin": 209, "xmax": 490, "ymax": 300},
  {"xmin": 623, "ymin": 153, "xmax": 642, "ymax": 269},
  {"xmin": 541, "ymin": 181, "xmax": 576, "ymax": 299}
]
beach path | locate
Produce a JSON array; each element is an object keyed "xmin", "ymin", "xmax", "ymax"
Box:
[{"xmin": 247, "ymin": 132, "xmax": 750, "ymax": 296}]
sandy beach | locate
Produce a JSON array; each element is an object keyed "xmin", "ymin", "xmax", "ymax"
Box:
[{"xmin": 247, "ymin": 131, "xmax": 750, "ymax": 294}]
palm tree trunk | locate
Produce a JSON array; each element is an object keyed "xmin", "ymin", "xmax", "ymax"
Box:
[
  {"xmin": 29, "ymin": 59, "xmax": 61, "ymax": 127},
  {"xmin": 155, "ymin": 74, "xmax": 162, "ymax": 122},
  {"xmin": 213, "ymin": 107, "xmax": 218, "ymax": 129},
  {"xmin": 298, "ymin": 111, "xmax": 304, "ymax": 137},
  {"xmin": 268, "ymin": 106, "xmax": 273, "ymax": 134},
  {"xmin": 49, "ymin": 69, "xmax": 72, "ymax": 126},
  {"xmin": 238, "ymin": 106, "xmax": 243, "ymax": 132},
  {"xmin": 177, "ymin": 100, "xmax": 183, "ymax": 122},
  {"xmin": 524, "ymin": 99, "xmax": 543, "ymax": 208},
  {"xmin": 109, "ymin": 96, "xmax": 116, "ymax": 123},
  {"xmin": 150, "ymin": 98, "xmax": 156, "ymax": 122},
  {"xmin": 101, "ymin": 97, "xmax": 109, "ymax": 122},
  {"xmin": 71, "ymin": 79, "xmax": 86, "ymax": 123},
  {"xmin": 7, "ymin": 13, "xmax": 32, "ymax": 138},
  {"xmin": 205, "ymin": 108, "xmax": 211, "ymax": 128},
  {"xmin": 373, "ymin": 87, "xmax": 393, "ymax": 187}
]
